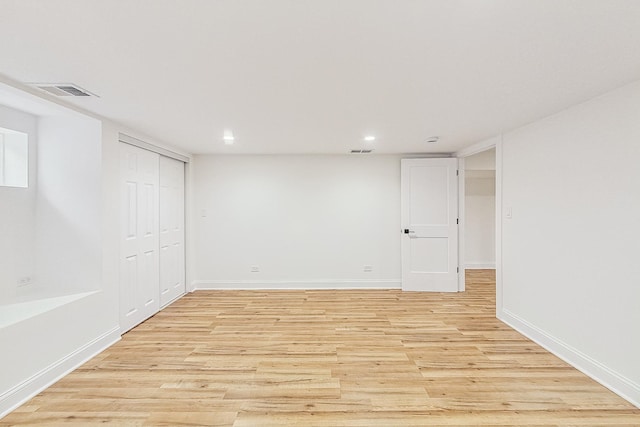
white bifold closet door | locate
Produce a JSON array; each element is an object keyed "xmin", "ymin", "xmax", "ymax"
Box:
[
  {"xmin": 159, "ymin": 156, "xmax": 185, "ymax": 307},
  {"xmin": 120, "ymin": 144, "xmax": 160, "ymax": 333},
  {"xmin": 120, "ymin": 143, "xmax": 185, "ymax": 333}
]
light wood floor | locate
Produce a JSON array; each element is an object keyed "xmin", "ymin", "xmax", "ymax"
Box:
[{"xmin": 3, "ymin": 270, "xmax": 639, "ymax": 426}]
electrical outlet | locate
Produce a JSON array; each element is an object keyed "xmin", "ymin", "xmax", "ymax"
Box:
[
  {"xmin": 250, "ymin": 265, "xmax": 260, "ymax": 273},
  {"xmin": 363, "ymin": 265, "xmax": 373, "ymax": 272},
  {"xmin": 17, "ymin": 276, "xmax": 32, "ymax": 287}
]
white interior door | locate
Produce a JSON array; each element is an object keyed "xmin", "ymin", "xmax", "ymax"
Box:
[
  {"xmin": 159, "ymin": 156, "xmax": 185, "ymax": 307},
  {"xmin": 120, "ymin": 143, "xmax": 160, "ymax": 333},
  {"xmin": 401, "ymin": 158, "xmax": 459, "ymax": 292}
]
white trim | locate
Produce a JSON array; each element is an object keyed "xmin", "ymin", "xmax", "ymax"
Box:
[
  {"xmin": 455, "ymin": 136, "xmax": 500, "ymax": 158},
  {"xmin": 0, "ymin": 327, "xmax": 121, "ymax": 418},
  {"xmin": 464, "ymin": 263, "xmax": 496, "ymax": 269},
  {"xmin": 457, "ymin": 158, "xmax": 465, "ymax": 292},
  {"xmin": 119, "ymin": 133, "xmax": 189, "ymax": 163},
  {"xmin": 495, "ymin": 135, "xmax": 504, "ymax": 317},
  {"xmin": 192, "ymin": 279, "xmax": 402, "ymax": 290},
  {"xmin": 499, "ymin": 309, "xmax": 640, "ymax": 409},
  {"xmin": 184, "ymin": 161, "xmax": 196, "ymax": 293}
]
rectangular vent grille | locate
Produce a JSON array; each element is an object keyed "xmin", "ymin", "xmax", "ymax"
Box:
[
  {"xmin": 350, "ymin": 149, "xmax": 374, "ymax": 154},
  {"xmin": 31, "ymin": 83, "xmax": 98, "ymax": 97},
  {"xmin": 57, "ymin": 85, "xmax": 91, "ymax": 96}
]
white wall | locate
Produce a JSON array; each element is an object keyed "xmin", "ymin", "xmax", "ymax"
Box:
[
  {"xmin": 0, "ymin": 104, "xmax": 37, "ymax": 302},
  {"xmin": 500, "ymin": 80, "xmax": 640, "ymax": 406},
  {"xmin": 0, "ymin": 83, "xmax": 120, "ymax": 417},
  {"xmin": 464, "ymin": 173, "xmax": 495, "ymax": 268},
  {"xmin": 464, "ymin": 148, "xmax": 496, "ymax": 170},
  {"xmin": 36, "ymin": 115, "xmax": 102, "ymax": 295},
  {"xmin": 0, "ymin": 77, "xmax": 192, "ymax": 418},
  {"xmin": 193, "ymin": 154, "xmax": 402, "ymax": 288}
]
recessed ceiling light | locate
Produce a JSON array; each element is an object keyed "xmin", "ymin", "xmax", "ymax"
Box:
[
  {"xmin": 364, "ymin": 136, "xmax": 376, "ymax": 142},
  {"xmin": 223, "ymin": 131, "xmax": 235, "ymax": 145},
  {"xmin": 425, "ymin": 136, "xmax": 440, "ymax": 143}
]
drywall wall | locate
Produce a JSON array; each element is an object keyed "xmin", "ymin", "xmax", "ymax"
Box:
[
  {"xmin": 464, "ymin": 148, "xmax": 496, "ymax": 170},
  {"xmin": 0, "ymin": 104, "xmax": 37, "ymax": 303},
  {"xmin": 0, "ymin": 83, "xmax": 119, "ymax": 417},
  {"xmin": 35, "ymin": 115, "xmax": 102, "ymax": 295},
  {"xmin": 193, "ymin": 154, "xmax": 402, "ymax": 288},
  {"xmin": 0, "ymin": 104, "xmax": 102, "ymax": 301},
  {"xmin": 500, "ymin": 80, "xmax": 640, "ymax": 406},
  {"xmin": 464, "ymin": 173, "xmax": 495, "ymax": 268},
  {"xmin": 0, "ymin": 76, "xmax": 192, "ymax": 418}
]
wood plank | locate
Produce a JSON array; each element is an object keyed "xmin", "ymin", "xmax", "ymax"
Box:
[{"xmin": 2, "ymin": 270, "xmax": 639, "ymax": 426}]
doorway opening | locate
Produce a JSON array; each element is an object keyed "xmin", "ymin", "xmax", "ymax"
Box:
[
  {"xmin": 463, "ymin": 148, "xmax": 496, "ymax": 269},
  {"xmin": 458, "ymin": 146, "xmax": 498, "ymax": 311}
]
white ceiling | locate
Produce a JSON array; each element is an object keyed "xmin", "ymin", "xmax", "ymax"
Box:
[{"xmin": 1, "ymin": 1, "xmax": 640, "ymax": 155}]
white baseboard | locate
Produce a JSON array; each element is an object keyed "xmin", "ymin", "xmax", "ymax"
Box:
[
  {"xmin": 193, "ymin": 279, "xmax": 402, "ymax": 290},
  {"xmin": 465, "ymin": 263, "xmax": 496, "ymax": 269},
  {"xmin": 0, "ymin": 326, "xmax": 121, "ymax": 418},
  {"xmin": 500, "ymin": 309, "xmax": 640, "ymax": 409}
]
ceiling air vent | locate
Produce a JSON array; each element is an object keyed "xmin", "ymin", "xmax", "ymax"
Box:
[
  {"xmin": 350, "ymin": 149, "xmax": 374, "ymax": 154},
  {"xmin": 30, "ymin": 83, "xmax": 98, "ymax": 97}
]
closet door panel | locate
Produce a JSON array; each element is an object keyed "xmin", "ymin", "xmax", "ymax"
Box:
[
  {"xmin": 120, "ymin": 143, "xmax": 159, "ymax": 333},
  {"xmin": 159, "ymin": 156, "xmax": 185, "ymax": 307}
]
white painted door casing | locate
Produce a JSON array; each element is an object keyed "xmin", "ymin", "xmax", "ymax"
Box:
[{"xmin": 401, "ymin": 158, "xmax": 459, "ymax": 292}]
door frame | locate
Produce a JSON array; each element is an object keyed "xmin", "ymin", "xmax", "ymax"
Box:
[{"xmin": 455, "ymin": 136, "xmax": 503, "ymax": 316}]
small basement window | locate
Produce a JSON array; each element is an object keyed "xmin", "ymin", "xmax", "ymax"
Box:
[{"xmin": 0, "ymin": 127, "xmax": 28, "ymax": 188}]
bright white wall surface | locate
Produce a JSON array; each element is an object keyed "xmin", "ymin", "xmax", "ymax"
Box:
[
  {"xmin": 0, "ymin": 77, "xmax": 192, "ymax": 417},
  {"xmin": 35, "ymin": 115, "xmax": 102, "ymax": 295},
  {"xmin": 0, "ymin": 104, "xmax": 37, "ymax": 302},
  {"xmin": 464, "ymin": 173, "xmax": 495, "ymax": 268},
  {"xmin": 500, "ymin": 80, "xmax": 640, "ymax": 406},
  {"xmin": 0, "ymin": 82, "xmax": 119, "ymax": 417},
  {"xmin": 193, "ymin": 154, "xmax": 402, "ymax": 288}
]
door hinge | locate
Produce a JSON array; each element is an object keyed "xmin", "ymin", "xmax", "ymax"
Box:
[
  {"xmin": 457, "ymin": 267, "xmax": 459, "ymax": 273},
  {"xmin": 456, "ymin": 218, "xmax": 459, "ymax": 224},
  {"xmin": 456, "ymin": 170, "xmax": 459, "ymax": 176}
]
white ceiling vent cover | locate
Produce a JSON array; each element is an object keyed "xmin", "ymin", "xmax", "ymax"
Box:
[{"xmin": 30, "ymin": 83, "xmax": 99, "ymax": 97}]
